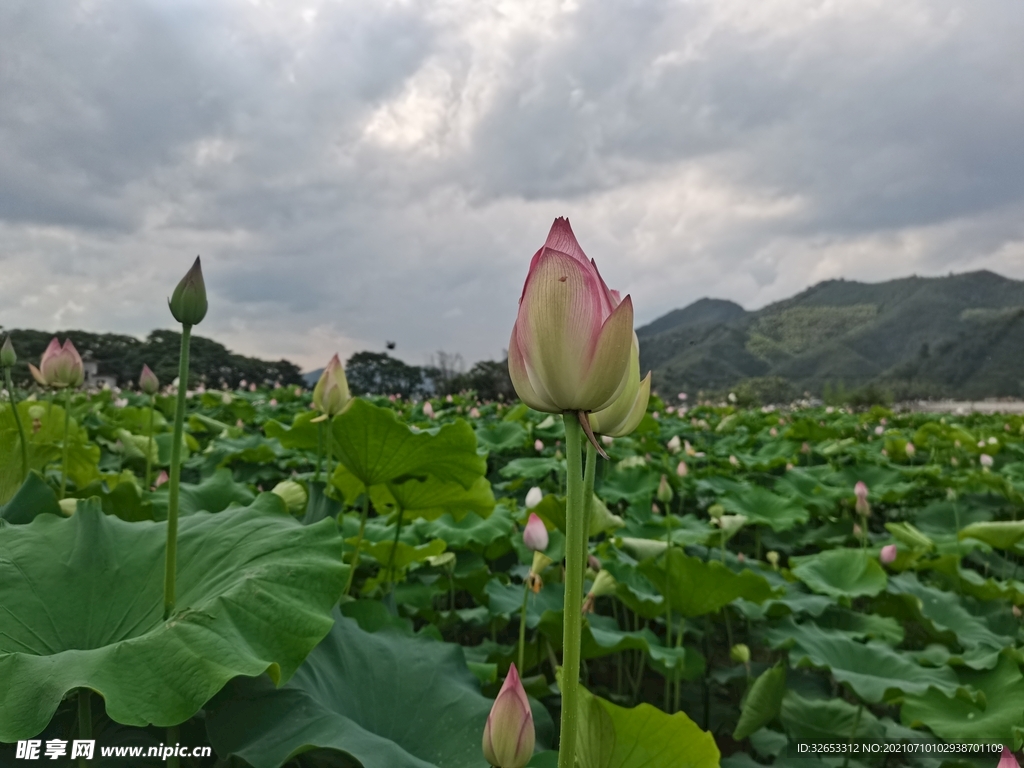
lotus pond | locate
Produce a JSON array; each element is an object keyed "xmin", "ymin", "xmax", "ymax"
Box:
[{"xmin": 2, "ymin": 377, "xmax": 1024, "ymax": 766}]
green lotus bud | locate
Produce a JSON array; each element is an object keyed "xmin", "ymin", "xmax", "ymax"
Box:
[
  {"xmin": 730, "ymin": 643, "xmax": 751, "ymax": 664},
  {"xmin": 311, "ymin": 354, "xmax": 351, "ymax": 419},
  {"xmin": 656, "ymin": 474, "xmax": 674, "ymax": 505},
  {"xmin": 139, "ymin": 364, "xmax": 160, "ymax": 396},
  {"xmin": 28, "ymin": 404, "xmax": 46, "ymax": 421},
  {"xmin": 766, "ymin": 550, "xmax": 780, "ymax": 569},
  {"xmin": 708, "ymin": 503, "xmax": 725, "ymax": 519},
  {"xmin": 1, "ymin": 336, "xmax": 16, "ymax": 368},
  {"xmin": 271, "ymin": 480, "xmax": 308, "ymax": 514},
  {"xmin": 58, "ymin": 498, "xmax": 78, "ymax": 516},
  {"xmin": 168, "ymin": 256, "xmax": 208, "ymax": 326}
]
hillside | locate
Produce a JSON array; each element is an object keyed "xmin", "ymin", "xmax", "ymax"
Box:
[{"xmin": 639, "ymin": 270, "xmax": 1024, "ymax": 400}]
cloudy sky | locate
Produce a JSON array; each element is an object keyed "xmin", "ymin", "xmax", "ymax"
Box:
[{"xmin": 1, "ymin": 0, "xmax": 1021, "ymax": 371}]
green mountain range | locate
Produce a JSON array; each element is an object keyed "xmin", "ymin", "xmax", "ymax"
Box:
[{"xmin": 638, "ymin": 270, "xmax": 1024, "ymax": 401}]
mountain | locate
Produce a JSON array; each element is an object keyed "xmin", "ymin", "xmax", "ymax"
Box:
[{"xmin": 639, "ymin": 270, "xmax": 1024, "ymax": 400}]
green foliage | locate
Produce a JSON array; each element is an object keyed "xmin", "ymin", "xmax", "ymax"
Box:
[{"xmin": 345, "ymin": 350, "xmax": 427, "ymax": 397}]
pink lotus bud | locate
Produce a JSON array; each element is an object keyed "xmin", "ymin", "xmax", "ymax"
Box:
[
  {"xmin": 737, "ymin": 552, "xmax": 745, "ymax": 563},
  {"xmin": 652, "ymin": 502, "xmax": 660, "ymax": 514},
  {"xmin": 786, "ymin": 462, "xmax": 794, "ymax": 471},
  {"xmin": 981, "ymin": 453, "xmax": 994, "ymax": 468},
  {"xmin": 236, "ymin": 419, "xmax": 244, "ymax": 428},
  {"xmin": 880, "ymin": 544, "xmax": 898, "ymax": 565},
  {"xmin": 905, "ymin": 442, "xmax": 915, "ymax": 457},
  {"xmin": 154, "ymin": 470, "xmax": 169, "ymax": 488},
  {"xmin": 601, "ymin": 435, "xmax": 614, "ymax": 446},
  {"xmin": 678, "ymin": 392, "xmax": 687, "ymax": 400},
  {"xmin": 997, "ymin": 748, "xmax": 1020, "ymax": 768},
  {"xmin": 522, "ymin": 513, "xmax": 549, "ymax": 552},
  {"xmin": 32, "ymin": 337, "xmax": 84, "ymax": 389},
  {"xmin": 446, "ymin": 394, "xmax": 453, "ymax": 402},
  {"xmin": 525, "ymin": 487, "xmax": 543, "ymax": 509},
  {"xmin": 534, "ymin": 439, "xmax": 544, "ymax": 452},
  {"xmin": 652, "ymin": 411, "xmax": 660, "ymax": 420},
  {"xmin": 853, "ymin": 523, "xmax": 862, "ymax": 536},
  {"xmin": 249, "ymin": 382, "xmax": 257, "ymax": 392},
  {"xmin": 881, "ymin": 449, "xmax": 888, "ymax": 456},
  {"xmin": 676, "ymin": 461, "xmax": 688, "ymax": 477},
  {"xmin": 667, "ymin": 435, "xmax": 681, "ymax": 453},
  {"xmin": 588, "ymin": 336, "xmax": 651, "ymax": 439},
  {"xmin": 769, "ymin": 427, "xmax": 778, "ymax": 437},
  {"xmin": 240, "ymin": 379, "xmax": 247, "ymax": 388},
  {"xmin": 423, "ymin": 401, "xmax": 435, "ymax": 419},
  {"xmin": 875, "ymin": 426, "xmax": 884, "ymax": 436},
  {"xmin": 470, "ymin": 407, "xmax": 481, "ymax": 418},
  {"xmin": 312, "ymin": 355, "xmax": 351, "ymax": 418},
  {"xmin": 139, "ymin": 364, "xmax": 160, "ymax": 395},
  {"xmin": 508, "ymin": 218, "xmax": 635, "ymax": 413},
  {"xmin": 801, "ymin": 442, "xmax": 810, "ymax": 454},
  {"xmin": 666, "ymin": 406, "xmax": 675, "ymax": 414},
  {"xmin": 482, "ymin": 664, "xmax": 535, "ymax": 768},
  {"xmin": 855, "ymin": 481, "xmax": 868, "ymax": 501},
  {"xmin": 880, "ymin": 417, "xmax": 888, "ymax": 425},
  {"xmin": 294, "ymin": 387, "xmax": 302, "ymax": 396},
  {"xmin": 269, "ymin": 398, "xmax": 278, "ymax": 406}
]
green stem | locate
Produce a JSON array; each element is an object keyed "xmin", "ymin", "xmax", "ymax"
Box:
[
  {"xmin": 4, "ymin": 368, "xmax": 29, "ymax": 483},
  {"xmin": 145, "ymin": 396, "xmax": 155, "ymax": 490},
  {"xmin": 953, "ymin": 500, "xmax": 963, "ymax": 593},
  {"xmin": 78, "ymin": 687, "xmax": 91, "ymax": 738},
  {"xmin": 167, "ymin": 724, "xmax": 180, "ymax": 768},
  {"xmin": 164, "ymin": 324, "xmax": 192, "ymax": 620},
  {"xmin": 325, "ymin": 415, "xmax": 333, "ymax": 481},
  {"xmin": 385, "ymin": 508, "xmax": 405, "ymax": 591},
  {"xmin": 60, "ymin": 387, "xmax": 71, "ymax": 499},
  {"xmin": 557, "ymin": 414, "xmax": 586, "ymax": 768},
  {"xmin": 518, "ymin": 582, "xmax": 530, "ymax": 673},
  {"xmin": 581, "ymin": 441, "xmax": 597, "ymax": 565},
  {"xmin": 315, "ymin": 420, "xmax": 323, "ymax": 482},
  {"xmin": 343, "ymin": 494, "xmax": 371, "ymax": 596},
  {"xmin": 842, "ymin": 703, "xmax": 863, "ymax": 768}
]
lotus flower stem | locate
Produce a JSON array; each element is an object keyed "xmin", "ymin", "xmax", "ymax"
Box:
[
  {"xmin": 343, "ymin": 493, "xmax": 371, "ymax": 596},
  {"xmin": 324, "ymin": 415, "xmax": 333, "ymax": 481},
  {"xmin": 145, "ymin": 395, "xmax": 156, "ymax": 490},
  {"xmin": 385, "ymin": 507, "xmax": 405, "ymax": 591},
  {"xmin": 164, "ymin": 324, "xmax": 192, "ymax": 619},
  {"xmin": 3, "ymin": 367, "xmax": 29, "ymax": 483},
  {"xmin": 580, "ymin": 443, "xmax": 596, "ymax": 565},
  {"xmin": 518, "ymin": 582, "xmax": 530, "ymax": 672},
  {"xmin": 77, "ymin": 688, "xmax": 91, "ymax": 741},
  {"xmin": 557, "ymin": 414, "xmax": 586, "ymax": 768},
  {"xmin": 315, "ymin": 420, "xmax": 323, "ymax": 481},
  {"xmin": 60, "ymin": 388, "xmax": 72, "ymax": 499}
]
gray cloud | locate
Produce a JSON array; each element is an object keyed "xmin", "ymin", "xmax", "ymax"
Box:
[{"xmin": 0, "ymin": 0, "xmax": 1021, "ymax": 371}]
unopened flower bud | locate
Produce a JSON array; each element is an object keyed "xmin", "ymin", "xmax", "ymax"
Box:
[
  {"xmin": 534, "ymin": 439, "xmax": 544, "ymax": 452},
  {"xmin": 879, "ymin": 544, "xmax": 897, "ymax": 565},
  {"xmin": 482, "ymin": 664, "xmax": 535, "ymax": 768},
  {"xmin": 997, "ymin": 747, "xmax": 1021, "ymax": 768},
  {"xmin": 730, "ymin": 643, "xmax": 751, "ymax": 664},
  {"xmin": 58, "ymin": 498, "xmax": 77, "ymax": 516},
  {"xmin": 271, "ymin": 480, "xmax": 308, "ymax": 514},
  {"xmin": 168, "ymin": 256, "xmax": 208, "ymax": 326},
  {"xmin": 766, "ymin": 550, "xmax": 780, "ymax": 569},
  {"xmin": 676, "ymin": 461, "xmax": 688, "ymax": 477},
  {"xmin": 656, "ymin": 474, "xmax": 673, "ymax": 505},
  {"xmin": 524, "ymin": 486, "xmax": 543, "ymax": 510},
  {"xmin": 139, "ymin": 364, "xmax": 160, "ymax": 395},
  {"xmin": 1, "ymin": 336, "xmax": 16, "ymax": 367},
  {"xmin": 312, "ymin": 354, "xmax": 351, "ymax": 419},
  {"xmin": 708, "ymin": 504, "xmax": 725, "ymax": 519},
  {"xmin": 522, "ymin": 513, "xmax": 549, "ymax": 552}
]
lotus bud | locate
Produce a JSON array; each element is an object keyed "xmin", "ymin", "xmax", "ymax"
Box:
[
  {"xmin": 684, "ymin": 440, "xmax": 696, "ymax": 457},
  {"xmin": 1, "ymin": 336, "xmax": 16, "ymax": 367},
  {"xmin": 271, "ymin": 480, "xmax": 308, "ymax": 514},
  {"xmin": 589, "ymin": 337, "xmax": 651, "ymax": 440},
  {"xmin": 905, "ymin": 442, "xmax": 916, "ymax": 457},
  {"xmin": 312, "ymin": 354, "xmax": 351, "ymax": 419},
  {"xmin": 769, "ymin": 427, "xmax": 778, "ymax": 437},
  {"xmin": 854, "ymin": 481, "xmax": 870, "ymax": 517},
  {"xmin": 168, "ymin": 256, "xmax": 208, "ymax": 326},
  {"xmin": 729, "ymin": 455, "xmax": 739, "ymax": 467},
  {"xmin": 508, "ymin": 218, "xmax": 634, "ymax": 415},
  {"xmin": 154, "ymin": 470, "xmax": 169, "ymax": 488},
  {"xmin": 470, "ymin": 407, "xmax": 481, "ymax": 418},
  {"xmin": 482, "ymin": 663, "xmax": 535, "ymax": 768},
  {"xmin": 879, "ymin": 544, "xmax": 897, "ymax": 565},
  {"xmin": 665, "ymin": 435, "xmax": 681, "ymax": 454},
  {"xmin": 139, "ymin": 364, "xmax": 160, "ymax": 395},
  {"xmin": 730, "ymin": 643, "xmax": 751, "ymax": 664},
  {"xmin": 652, "ymin": 502, "xmax": 660, "ymax": 514},
  {"xmin": 676, "ymin": 461, "xmax": 688, "ymax": 477},
  {"xmin": 766, "ymin": 551, "xmax": 780, "ymax": 569},
  {"xmin": 853, "ymin": 523, "xmax": 862, "ymax": 536},
  {"xmin": 534, "ymin": 439, "xmax": 544, "ymax": 452},
  {"xmin": 708, "ymin": 504, "xmax": 725, "ymax": 520},
  {"xmin": 656, "ymin": 474, "xmax": 673, "ymax": 505},
  {"xmin": 582, "ymin": 569, "xmax": 618, "ymax": 613},
  {"xmin": 998, "ymin": 748, "xmax": 1021, "ymax": 768},
  {"xmin": 423, "ymin": 401, "xmax": 435, "ymax": 419},
  {"xmin": 522, "ymin": 513, "xmax": 549, "ymax": 552},
  {"xmin": 801, "ymin": 441, "xmax": 811, "ymax": 454},
  {"xmin": 58, "ymin": 498, "xmax": 78, "ymax": 516},
  {"xmin": 1013, "ymin": 605, "xmax": 1022, "ymax": 618},
  {"xmin": 524, "ymin": 486, "xmax": 543, "ymax": 510},
  {"xmin": 981, "ymin": 453, "xmax": 994, "ymax": 468}
]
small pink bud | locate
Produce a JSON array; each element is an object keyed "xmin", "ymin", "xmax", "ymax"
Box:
[
  {"xmin": 423, "ymin": 401, "xmax": 435, "ymax": 419},
  {"xmin": 801, "ymin": 441, "xmax": 810, "ymax": 454},
  {"xmin": 269, "ymin": 398, "xmax": 278, "ymax": 406},
  {"xmin": 853, "ymin": 523, "xmax": 862, "ymax": 536},
  {"xmin": 482, "ymin": 664, "xmax": 535, "ymax": 768},
  {"xmin": 534, "ymin": 439, "xmax": 544, "ymax": 452},
  {"xmin": 981, "ymin": 453, "xmax": 994, "ymax": 468},
  {"xmin": 997, "ymin": 747, "xmax": 1021, "ymax": 768},
  {"xmin": 249, "ymin": 382, "xmax": 257, "ymax": 392},
  {"xmin": 880, "ymin": 544, "xmax": 897, "ymax": 565},
  {"xmin": 737, "ymin": 552, "xmax": 745, "ymax": 563},
  {"xmin": 676, "ymin": 461, "xmax": 688, "ymax": 477},
  {"xmin": 652, "ymin": 502, "xmax": 660, "ymax": 514},
  {"xmin": 155, "ymin": 470, "xmax": 169, "ymax": 488},
  {"xmin": 678, "ymin": 392, "xmax": 687, "ymax": 400},
  {"xmin": 139, "ymin": 364, "xmax": 160, "ymax": 395},
  {"xmin": 905, "ymin": 442, "xmax": 915, "ymax": 456},
  {"xmin": 522, "ymin": 513, "xmax": 549, "ymax": 552},
  {"xmin": 652, "ymin": 411, "xmax": 660, "ymax": 420},
  {"xmin": 785, "ymin": 462, "xmax": 794, "ymax": 471},
  {"xmin": 240, "ymin": 379, "xmax": 247, "ymax": 387},
  {"xmin": 294, "ymin": 387, "xmax": 302, "ymax": 396},
  {"xmin": 875, "ymin": 426, "xmax": 884, "ymax": 435},
  {"xmin": 769, "ymin": 427, "xmax": 778, "ymax": 437},
  {"xmin": 855, "ymin": 481, "xmax": 868, "ymax": 501},
  {"xmin": 470, "ymin": 407, "xmax": 481, "ymax": 418},
  {"xmin": 666, "ymin": 406, "xmax": 675, "ymax": 413}
]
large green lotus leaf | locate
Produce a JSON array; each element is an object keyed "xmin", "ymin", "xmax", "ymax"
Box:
[
  {"xmin": 765, "ymin": 618, "xmax": 961, "ymax": 703},
  {"xmin": 148, "ymin": 467, "xmax": 255, "ymax": 519},
  {"xmin": 734, "ymin": 664, "xmax": 786, "ymax": 740},
  {"xmin": 901, "ymin": 653, "xmax": 1024, "ymax": 743},
  {"xmin": 205, "ymin": 612, "xmax": 496, "ymax": 768},
  {"xmin": 886, "ymin": 573, "xmax": 1015, "ymax": 657},
  {"xmin": 263, "ymin": 409, "xmax": 321, "ymax": 451},
  {"xmin": 582, "ymin": 614, "xmax": 703, "ymax": 677},
  {"xmin": 719, "ymin": 485, "xmax": 809, "ymax": 532},
  {"xmin": 773, "ymin": 468, "xmax": 846, "ymax": 516},
  {"xmin": 474, "ymin": 421, "xmax": 527, "ymax": 453},
  {"xmin": 0, "ymin": 470, "xmax": 61, "ymax": 523},
  {"xmin": 387, "ymin": 474, "xmax": 495, "ymax": 522},
  {"xmin": 531, "ymin": 493, "xmax": 625, "ymax": 537},
  {"xmin": 0, "ymin": 499, "xmax": 346, "ymax": 740},
  {"xmin": 958, "ymin": 521, "xmax": 1024, "ymax": 550},
  {"xmin": 825, "ymin": 466, "xmax": 916, "ymax": 503},
  {"xmin": 360, "ymin": 538, "xmax": 446, "ymax": 571},
  {"xmin": 332, "ymin": 399, "xmax": 485, "ymax": 488},
  {"xmin": 499, "ymin": 457, "xmax": 565, "ymax": 480},
  {"xmin": 780, "ymin": 691, "xmax": 887, "ymax": 743},
  {"xmin": 574, "ymin": 682, "xmax": 720, "ymax": 768},
  {"xmin": 0, "ymin": 401, "xmax": 100, "ymax": 504},
  {"xmin": 486, "ymin": 579, "xmax": 564, "ymax": 628},
  {"xmin": 790, "ymin": 548, "xmax": 887, "ymax": 599},
  {"xmin": 414, "ymin": 507, "xmax": 514, "ymax": 550},
  {"xmin": 599, "ymin": 466, "xmax": 662, "ymax": 504},
  {"xmin": 811, "ymin": 607, "xmax": 904, "ymax": 644},
  {"xmin": 639, "ymin": 549, "xmax": 778, "ymax": 617}
]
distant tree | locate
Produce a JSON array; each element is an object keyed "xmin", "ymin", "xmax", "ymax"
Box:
[
  {"xmin": 345, "ymin": 351, "xmax": 426, "ymax": 398},
  {"xmin": 448, "ymin": 358, "xmax": 516, "ymax": 401},
  {"xmin": 425, "ymin": 350, "xmax": 465, "ymax": 395}
]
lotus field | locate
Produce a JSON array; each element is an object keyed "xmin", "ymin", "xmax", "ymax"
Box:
[{"xmin": 2, "ymin": 225, "xmax": 1024, "ymax": 768}]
